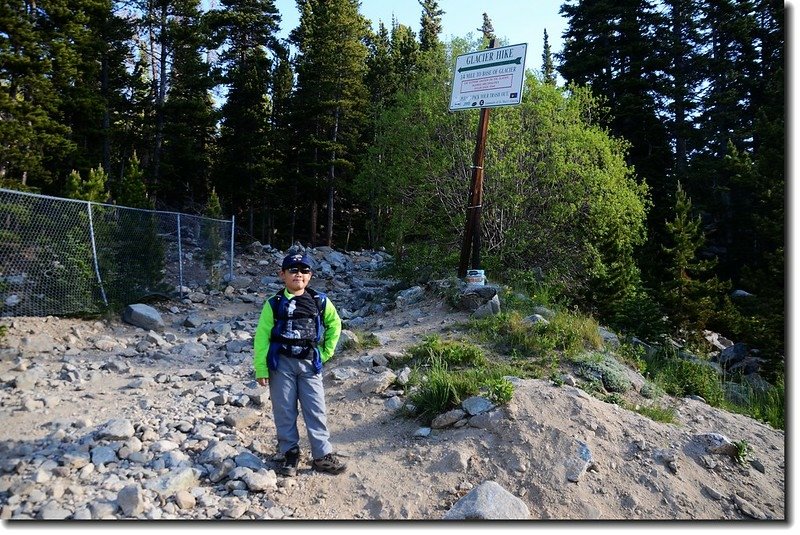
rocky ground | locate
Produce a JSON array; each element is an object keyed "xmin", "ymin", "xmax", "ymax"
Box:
[{"xmin": 0, "ymin": 246, "xmax": 788, "ymax": 522}]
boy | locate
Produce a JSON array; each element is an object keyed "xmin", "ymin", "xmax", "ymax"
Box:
[{"xmin": 253, "ymin": 252, "xmax": 345, "ymax": 476}]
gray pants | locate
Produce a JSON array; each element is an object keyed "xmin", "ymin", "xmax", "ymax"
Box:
[{"xmin": 268, "ymin": 356, "xmax": 333, "ymax": 460}]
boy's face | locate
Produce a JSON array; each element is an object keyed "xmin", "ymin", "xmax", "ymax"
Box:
[{"xmin": 280, "ymin": 265, "xmax": 312, "ymax": 294}]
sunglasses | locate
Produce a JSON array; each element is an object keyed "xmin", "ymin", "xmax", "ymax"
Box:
[{"xmin": 287, "ymin": 267, "xmax": 312, "ymax": 274}]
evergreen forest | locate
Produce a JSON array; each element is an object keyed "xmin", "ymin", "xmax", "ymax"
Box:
[{"xmin": 0, "ymin": 1, "xmax": 785, "ymax": 379}]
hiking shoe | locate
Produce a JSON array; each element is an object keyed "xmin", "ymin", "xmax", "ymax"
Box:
[
  {"xmin": 312, "ymin": 453, "xmax": 346, "ymax": 474},
  {"xmin": 279, "ymin": 447, "xmax": 300, "ymax": 477}
]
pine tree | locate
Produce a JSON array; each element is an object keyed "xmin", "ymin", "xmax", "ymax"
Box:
[
  {"xmin": 114, "ymin": 152, "xmax": 151, "ymax": 209},
  {"xmin": 660, "ymin": 182, "xmax": 729, "ymax": 336},
  {"xmin": 206, "ymin": 0, "xmax": 284, "ymax": 235},
  {"xmin": 65, "ymin": 166, "xmax": 109, "ymax": 203},
  {"xmin": 260, "ymin": 46, "xmax": 295, "ymax": 245},
  {"xmin": 541, "ymin": 29, "xmax": 557, "ymax": 85},
  {"xmin": 659, "ymin": 0, "xmax": 704, "ymax": 177},
  {"xmin": 682, "ymin": 0, "xmax": 782, "ymax": 287},
  {"xmin": 558, "ymin": 0, "xmax": 672, "ymax": 187},
  {"xmin": 0, "ymin": 0, "xmax": 74, "ymax": 189},
  {"xmin": 289, "ymin": 0, "xmax": 369, "ymax": 246},
  {"xmin": 203, "ymin": 187, "xmax": 224, "ymax": 287},
  {"xmin": 159, "ymin": 0, "xmax": 217, "ymax": 208},
  {"xmin": 391, "ymin": 22, "xmax": 420, "ymax": 93},
  {"xmin": 418, "ymin": 0, "xmax": 444, "ymax": 52},
  {"xmin": 478, "ymin": 12, "xmax": 495, "ymax": 42},
  {"xmin": 46, "ymin": 1, "xmax": 133, "ymax": 191}
]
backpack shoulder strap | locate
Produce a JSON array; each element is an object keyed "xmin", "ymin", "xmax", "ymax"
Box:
[
  {"xmin": 268, "ymin": 290, "xmax": 284, "ymax": 316},
  {"xmin": 305, "ymin": 287, "xmax": 326, "ymax": 315}
]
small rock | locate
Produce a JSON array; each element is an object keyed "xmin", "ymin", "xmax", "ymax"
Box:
[
  {"xmin": 175, "ymin": 490, "xmax": 196, "ymax": 510},
  {"xmin": 117, "ymin": 485, "xmax": 145, "ymax": 517},
  {"xmin": 431, "ymin": 409, "xmax": 467, "ymax": 429}
]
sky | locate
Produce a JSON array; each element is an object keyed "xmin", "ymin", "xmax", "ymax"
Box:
[{"xmin": 272, "ymin": 0, "xmax": 568, "ymax": 75}]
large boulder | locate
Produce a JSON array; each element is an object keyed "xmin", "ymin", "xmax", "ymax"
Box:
[
  {"xmin": 122, "ymin": 304, "xmax": 165, "ymax": 331},
  {"xmin": 443, "ymin": 481, "xmax": 530, "ymax": 519}
]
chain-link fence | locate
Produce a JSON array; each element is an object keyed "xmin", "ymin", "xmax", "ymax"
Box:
[{"xmin": 0, "ymin": 188, "xmax": 234, "ymax": 317}]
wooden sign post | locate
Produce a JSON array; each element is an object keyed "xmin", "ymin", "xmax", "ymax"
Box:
[{"xmin": 450, "ymin": 37, "xmax": 527, "ymax": 278}]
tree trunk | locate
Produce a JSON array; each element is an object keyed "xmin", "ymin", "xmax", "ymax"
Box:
[
  {"xmin": 101, "ymin": 56, "xmax": 111, "ymax": 179},
  {"xmin": 672, "ymin": 1, "xmax": 688, "ymax": 174},
  {"xmin": 326, "ymin": 106, "xmax": 339, "ymax": 247},
  {"xmin": 310, "ymin": 199, "xmax": 318, "ymax": 247},
  {"xmin": 152, "ymin": 3, "xmax": 168, "ymax": 198}
]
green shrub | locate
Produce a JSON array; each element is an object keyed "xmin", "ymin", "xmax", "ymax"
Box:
[
  {"xmin": 643, "ymin": 346, "xmax": 725, "ymax": 405},
  {"xmin": 733, "ymin": 440, "xmax": 751, "ymax": 465},
  {"xmin": 640, "ymin": 381, "xmax": 665, "ymax": 399},
  {"xmin": 495, "ymin": 272, "xmax": 568, "ymax": 309},
  {"xmin": 608, "ymin": 287, "xmax": 668, "ymax": 342},
  {"xmin": 381, "ymin": 244, "xmax": 458, "ymax": 286},
  {"xmin": 603, "ymin": 392, "xmax": 624, "ymax": 405},
  {"xmin": 407, "ymin": 335, "xmax": 487, "ymax": 368},
  {"xmin": 574, "ymin": 353, "xmax": 633, "ymax": 393},
  {"xmin": 470, "ymin": 309, "xmax": 602, "ymax": 363},
  {"xmin": 409, "ymin": 362, "xmax": 460, "ymax": 423},
  {"xmin": 633, "ymin": 404, "xmax": 676, "ymax": 424},
  {"xmin": 722, "ymin": 376, "xmax": 785, "ymax": 430},
  {"xmin": 486, "ymin": 378, "xmax": 514, "ymax": 404},
  {"xmin": 616, "ymin": 341, "xmax": 648, "ymax": 374},
  {"xmin": 406, "ymin": 356, "xmax": 521, "ymax": 424}
]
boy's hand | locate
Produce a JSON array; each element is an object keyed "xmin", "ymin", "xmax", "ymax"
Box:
[{"xmin": 257, "ymin": 378, "xmax": 268, "ymax": 387}]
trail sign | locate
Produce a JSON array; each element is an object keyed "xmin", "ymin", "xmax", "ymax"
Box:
[{"xmin": 449, "ymin": 43, "xmax": 528, "ymax": 111}]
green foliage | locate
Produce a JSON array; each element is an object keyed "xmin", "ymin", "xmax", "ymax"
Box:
[
  {"xmin": 407, "ymin": 335, "xmax": 487, "ymax": 369},
  {"xmin": 65, "ymin": 166, "xmax": 109, "ymax": 203},
  {"xmin": 497, "ymin": 271, "xmax": 570, "ymax": 311},
  {"xmin": 486, "ymin": 378, "xmax": 514, "ymax": 405},
  {"xmin": 158, "ymin": 1, "xmax": 217, "ymax": 206},
  {"xmin": 406, "ymin": 356, "xmax": 517, "ymax": 424},
  {"xmin": 400, "ymin": 334, "xmax": 524, "ymax": 423},
  {"xmin": 721, "ymin": 375, "xmax": 785, "ymax": 431},
  {"xmin": 381, "ymin": 244, "xmax": 459, "ymax": 286},
  {"xmin": 609, "ymin": 286, "xmax": 669, "ymax": 342},
  {"xmin": 418, "ymin": 0, "xmax": 444, "ymax": 52},
  {"xmin": 96, "ymin": 206, "xmax": 168, "ymax": 307},
  {"xmin": 643, "ymin": 345, "xmax": 725, "ymax": 406},
  {"xmin": 660, "ymin": 182, "xmax": 730, "ymax": 335},
  {"xmin": 114, "ymin": 152, "xmax": 151, "ymax": 209},
  {"xmin": 46, "ymin": 216, "xmax": 99, "ymax": 313},
  {"xmin": 733, "ymin": 440, "xmax": 751, "ymax": 465},
  {"xmin": 203, "ymin": 188, "xmax": 225, "ymax": 288},
  {"xmin": 0, "ymin": 1, "xmax": 76, "ymax": 188},
  {"xmin": 603, "ymin": 392, "xmax": 624, "ymax": 405},
  {"xmin": 633, "ymin": 404, "xmax": 676, "ymax": 424},
  {"xmin": 616, "ymin": 341, "xmax": 648, "ymax": 374},
  {"xmin": 471, "ymin": 309, "xmax": 602, "ymax": 363},
  {"xmin": 340, "ymin": 330, "xmax": 380, "ymax": 351},
  {"xmin": 288, "ymin": 0, "xmax": 370, "ymax": 245},
  {"xmin": 206, "ymin": 0, "xmax": 284, "ymax": 224},
  {"xmin": 640, "ymin": 381, "xmax": 665, "ymax": 400},
  {"xmin": 408, "ymin": 359, "xmax": 462, "ymax": 423},
  {"xmin": 573, "ymin": 353, "xmax": 632, "ymax": 394},
  {"xmin": 357, "ymin": 56, "xmax": 649, "ymax": 313},
  {"xmin": 549, "ymin": 372, "xmax": 565, "ymax": 387},
  {"xmin": 1, "ymin": 1, "xmax": 783, "ymax": 391}
]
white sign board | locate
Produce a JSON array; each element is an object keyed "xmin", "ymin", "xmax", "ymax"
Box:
[{"xmin": 449, "ymin": 43, "xmax": 528, "ymax": 111}]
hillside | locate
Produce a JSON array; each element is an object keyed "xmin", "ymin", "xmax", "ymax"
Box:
[{"xmin": 0, "ymin": 247, "xmax": 786, "ymax": 521}]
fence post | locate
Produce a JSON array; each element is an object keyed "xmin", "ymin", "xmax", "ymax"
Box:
[
  {"xmin": 176, "ymin": 213, "xmax": 184, "ymax": 298},
  {"xmin": 229, "ymin": 215, "xmax": 235, "ymax": 282},
  {"xmin": 86, "ymin": 202, "xmax": 108, "ymax": 306}
]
